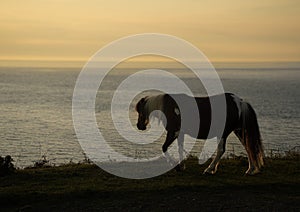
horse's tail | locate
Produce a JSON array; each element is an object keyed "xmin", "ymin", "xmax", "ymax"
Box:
[{"xmin": 240, "ymin": 101, "xmax": 264, "ymax": 168}]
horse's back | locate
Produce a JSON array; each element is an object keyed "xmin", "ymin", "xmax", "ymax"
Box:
[{"xmin": 163, "ymin": 93, "xmax": 241, "ymax": 139}]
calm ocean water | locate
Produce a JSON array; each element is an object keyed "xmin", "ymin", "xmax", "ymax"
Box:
[{"xmin": 0, "ymin": 63, "xmax": 299, "ymax": 167}]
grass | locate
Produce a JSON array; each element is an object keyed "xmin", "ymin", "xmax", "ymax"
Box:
[{"xmin": 0, "ymin": 157, "xmax": 299, "ymax": 211}]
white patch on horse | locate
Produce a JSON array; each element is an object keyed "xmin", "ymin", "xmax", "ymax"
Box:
[
  {"xmin": 231, "ymin": 94, "xmax": 242, "ymax": 119},
  {"xmin": 174, "ymin": 108, "xmax": 180, "ymax": 116}
]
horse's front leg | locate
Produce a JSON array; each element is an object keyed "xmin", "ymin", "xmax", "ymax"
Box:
[
  {"xmin": 162, "ymin": 131, "xmax": 177, "ymax": 166},
  {"xmin": 175, "ymin": 132, "xmax": 186, "ymax": 171}
]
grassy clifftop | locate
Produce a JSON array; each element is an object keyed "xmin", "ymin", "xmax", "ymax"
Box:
[{"xmin": 0, "ymin": 157, "xmax": 299, "ymax": 211}]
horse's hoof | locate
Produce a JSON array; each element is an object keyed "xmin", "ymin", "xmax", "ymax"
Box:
[
  {"xmin": 203, "ymin": 169, "xmax": 216, "ymax": 175},
  {"xmin": 203, "ymin": 171, "xmax": 214, "ymax": 175},
  {"xmin": 245, "ymin": 168, "xmax": 260, "ymax": 176}
]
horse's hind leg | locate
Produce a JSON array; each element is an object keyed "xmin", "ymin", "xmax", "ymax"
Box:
[
  {"xmin": 234, "ymin": 129, "xmax": 258, "ymax": 175},
  {"xmin": 203, "ymin": 137, "xmax": 227, "ymax": 175}
]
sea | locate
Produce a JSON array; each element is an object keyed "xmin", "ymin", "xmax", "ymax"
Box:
[{"xmin": 0, "ymin": 62, "xmax": 299, "ymax": 168}]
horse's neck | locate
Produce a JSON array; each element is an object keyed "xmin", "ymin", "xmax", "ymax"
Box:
[{"xmin": 145, "ymin": 95, "xmax": 164, "ymax": 114}]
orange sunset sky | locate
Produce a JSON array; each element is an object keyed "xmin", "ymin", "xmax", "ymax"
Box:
[{"xmin": 0, "ymin": 0, "xmax": 299, "ymax": 65}]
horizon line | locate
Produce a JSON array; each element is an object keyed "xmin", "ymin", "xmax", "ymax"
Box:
[{"xmin": 0, "ymin": 58, "xmax": 300, "ymax": 69}]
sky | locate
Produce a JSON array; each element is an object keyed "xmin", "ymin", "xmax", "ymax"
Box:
[{"xmin": 0, "ymin": 0, "xmax": 299, "ymax": 64}]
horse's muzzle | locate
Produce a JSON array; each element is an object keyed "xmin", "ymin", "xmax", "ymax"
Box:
[{"xmin": 137, "ymin": 123, "xmax": 146, "ymax": 131}]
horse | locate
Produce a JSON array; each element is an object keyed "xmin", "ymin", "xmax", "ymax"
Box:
[{"xmin": 135, "ymin": 92, "xmax": 264, "ymax": 175}]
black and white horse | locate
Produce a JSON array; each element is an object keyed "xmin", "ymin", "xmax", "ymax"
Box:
[{"xmin": 136, "ymin": 93, "xmax": 264, "ymax": 175}]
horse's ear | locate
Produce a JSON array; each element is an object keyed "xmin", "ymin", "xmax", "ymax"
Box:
[
  {"xmin": 140, "ymin": 96, "xmax": 149, "ymax": 104},
  {"xmin": 140, "ymin": 97, "xmax": 146, "ymax": 103}
]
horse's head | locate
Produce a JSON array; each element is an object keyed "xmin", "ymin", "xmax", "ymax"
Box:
[{"xmin": 135, "ymin": 97, "xmax": 149, "ymax": 130}]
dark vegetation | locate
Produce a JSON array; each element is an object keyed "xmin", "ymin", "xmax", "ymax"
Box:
[
  {"xmin": 0, "ymin": 155, "xmax": 15, "ymax": 177},
  {"xmin": 0, "ymin": 155, "xmax": 299, "ymax": 211}
]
